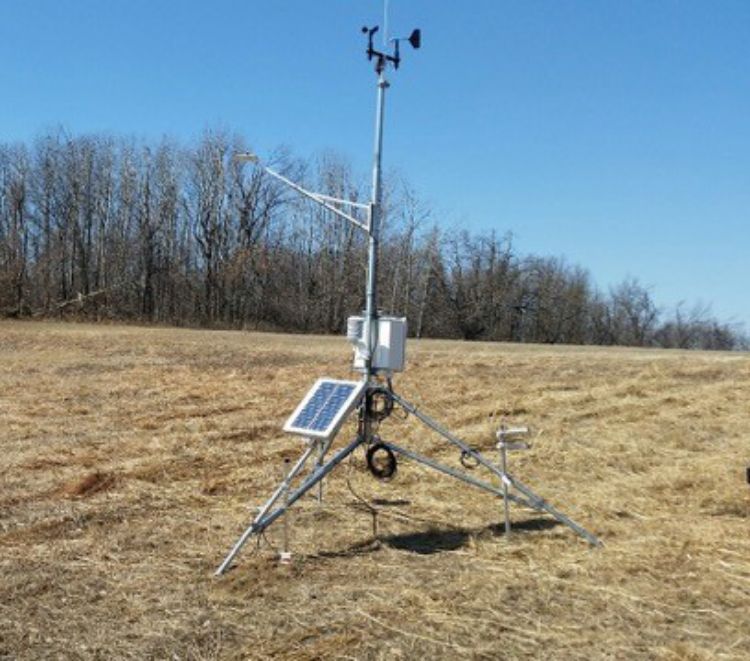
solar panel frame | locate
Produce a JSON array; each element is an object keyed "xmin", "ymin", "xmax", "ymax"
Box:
[{"xmin": 283, "ymin": 378, "xmax": 365, "ymax": 439}]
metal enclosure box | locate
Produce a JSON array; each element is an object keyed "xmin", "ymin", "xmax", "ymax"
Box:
[{"xmin": 348, "ymin": 315, "xmax": 407, "ymax": 373}]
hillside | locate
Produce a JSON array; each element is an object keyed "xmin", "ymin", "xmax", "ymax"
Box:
[{"xmin": 1, "ymin": 321, "xmax": 748, "ymax": 659}]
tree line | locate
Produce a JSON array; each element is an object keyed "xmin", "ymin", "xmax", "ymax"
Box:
[{"xmin": 0, "ymin": 129, "xmax": 745, "ymax": 350}]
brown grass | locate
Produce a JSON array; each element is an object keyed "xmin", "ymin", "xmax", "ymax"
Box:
[{"xmin": 1, "ymin": 320, "xmax": 749, "ymax": 659}]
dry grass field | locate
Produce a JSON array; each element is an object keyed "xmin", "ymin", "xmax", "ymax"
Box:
[{"xmin": 1, "ymin": 320, "xmax": 749, "ymax": 660}]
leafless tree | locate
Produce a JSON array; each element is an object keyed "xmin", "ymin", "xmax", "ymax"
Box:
[{"xmin": 0, "ymin": 129, "xmax": 743, "ymax": 351}]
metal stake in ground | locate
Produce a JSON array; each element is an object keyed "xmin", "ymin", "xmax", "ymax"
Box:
[{"xmin": 497, "ymin": 425, "xmax": 531, "ymax": 538}]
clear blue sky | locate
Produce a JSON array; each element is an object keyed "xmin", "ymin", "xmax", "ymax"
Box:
[{"xmin": 1, "ymin": 1, "xmax": 748, "ymax": 328}]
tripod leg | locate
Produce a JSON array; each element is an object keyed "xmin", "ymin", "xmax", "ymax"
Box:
[
  {"xmin": 215, "ymin": 442, "xmax": 316, "ymax": 576},
  {"xmin": 215, "ymin": 436, "xmax": 364, "ymax": 575},
  {"xmin": 382, "ymin": 441, "xmax": 533, "ymax": 508},
  {"xmin": 391, "ymin": 392, "xmax": 601, "ymax": 547},
  {"xmin": 392, "ymin": 392, "xmax": 516, "ymax": 478},
  {"xmin": 503, "ymin": 474, "xmax": 602, "ymax": 547},
  {"xmin": 251, "ymin": 435, "xmax": 363, "ymax": 533}
]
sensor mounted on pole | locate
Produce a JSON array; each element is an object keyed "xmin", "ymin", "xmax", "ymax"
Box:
[{"xmin": 215, "ymin": 17, "xmax": 600, "ymax": 576}]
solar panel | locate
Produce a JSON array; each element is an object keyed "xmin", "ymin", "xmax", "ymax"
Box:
[{"xmin": 283, "ymin": 378, "xmax": 365, "ymax": 439}]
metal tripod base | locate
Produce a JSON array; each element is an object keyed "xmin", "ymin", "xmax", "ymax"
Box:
[
  {"xmin": 388, "ymin": 391, "xmax": 601, "ymax": 547},
  {"xmin": 215, "ymin": 388, "xmax": 600, "ymax": 575}
]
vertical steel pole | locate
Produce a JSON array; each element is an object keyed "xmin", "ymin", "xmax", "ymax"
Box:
[
  {"xmin": 500, "ymin": 436, "xmax": 511, "ymax": 538},
  {"xmin": 282, "ymin": 458, "xmax": 291, "ymax": 560},
  {"xmin": 362, "ymin": 66, "xmax": 388, "ymax": 448},
  {"xmin": 364, "ymin": 69, "xmax": 387, "ymax": 383},
  {"xmin": 316, "ymin": 441, "xmax": 324, "ymax": 503}
]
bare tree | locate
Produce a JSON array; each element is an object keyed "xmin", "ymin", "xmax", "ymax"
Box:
[
  {"xmin": 608, "ymin": 278, "xmax": 659, "ymax": 346},
  {"xmin": 1, "ymin": 129, "xmax": 743, "ymax": 351},
  {"xmin": 0, "ymin": 145, "xmax": 30, "ymax": 314}
]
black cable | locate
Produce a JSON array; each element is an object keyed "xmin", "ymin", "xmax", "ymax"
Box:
[
  {"xmin": 367, "ymin": 386, "xmax": 394, "ymax": 422},
  {"xmin": 366, "ymin": 441, "xmax": 397, "ymax": 480}
]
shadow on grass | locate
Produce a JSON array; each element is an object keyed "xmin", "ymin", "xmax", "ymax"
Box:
[
  {"xmin": 383, "ymin": 517, "xmax": 560, "ymax": 554},
  {"xmin": 317, "ymin": 517, "xmax": 560, "ymax": 558}
]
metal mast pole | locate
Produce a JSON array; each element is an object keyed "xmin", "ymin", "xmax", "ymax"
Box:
[
  {"xmin": 364, "ymin": 69, "xmax": 387, "ymax": 382},
  {"xmin": 360, "ymin": 21, "xmax": 419, "ymax": 384}
]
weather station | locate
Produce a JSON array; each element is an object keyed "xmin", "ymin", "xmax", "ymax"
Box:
[{"xmin": 216, "ymin": 17, "xmax": 600, "ymax": 576}]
